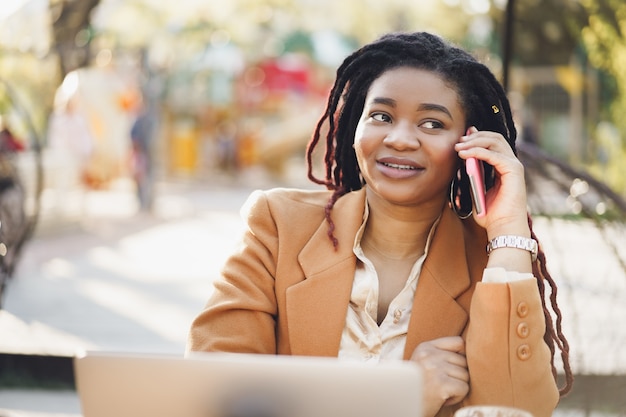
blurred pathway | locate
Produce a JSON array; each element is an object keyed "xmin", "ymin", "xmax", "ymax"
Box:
[{"xmin": 1, "ymin": 172, "xmax": 281, "ymax": 357}]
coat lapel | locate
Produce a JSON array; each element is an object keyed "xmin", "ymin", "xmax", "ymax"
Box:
[
  {"xmin": 403, "ymin": 207, "xmax": 476, "ymax": 358},
  {"xmin": 287, "ymin": 189, "xmax": 366, "ymax": 357}
]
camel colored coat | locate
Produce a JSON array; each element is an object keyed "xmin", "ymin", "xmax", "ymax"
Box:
[{"xmin": 187, "ymin": 188, "xmax": 559, "ymax": 417}]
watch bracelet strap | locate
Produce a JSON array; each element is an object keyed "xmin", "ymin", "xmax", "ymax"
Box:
[{"xmin": 486, "ymin": 235, "xmax": 538, "ymax": 262}]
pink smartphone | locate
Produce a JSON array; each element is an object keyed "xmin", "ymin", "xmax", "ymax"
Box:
[{"xmin": 466, "ymin": 157, "xmax": 486, "ymax": 217}]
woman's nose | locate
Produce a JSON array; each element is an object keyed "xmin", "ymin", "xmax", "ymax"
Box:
[{"xmin": 383, "ymin": 122, "xmax": 420, "ymax": 150}]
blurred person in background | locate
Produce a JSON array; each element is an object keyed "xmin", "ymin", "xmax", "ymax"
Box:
[
  {"xmin": 47, "ymin": 90, "xmax": 95, "ymax": 209},
  {"xmin": 129, "ymin": 102, "xmax": 156, "ymax": 212},
  {"xmin": 215, "ymin": 118, "xmax": 239, "ymax": 174},
  {"xmin": 187, "ymin": 31, "xmax": 573, "ymax": 417}
]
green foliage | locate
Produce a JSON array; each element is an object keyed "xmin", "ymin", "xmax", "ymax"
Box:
[
  {"xmin": 490, "ymin": 0, "xmax": 587, "ymax": 66},
  {"xmin": 0, "ymin": 53, "xmax": 59, "ymax": 144},
  {"xmin": 587, "ymin": 122, "xmax": 626, "ymax": 198},
  {"xmin": 579, "ymin": 0, "xmax": 626, "ymax": 197}
]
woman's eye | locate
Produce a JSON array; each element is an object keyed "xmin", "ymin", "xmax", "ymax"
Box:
[
  {"xmin": 371, "ymin": 113, "xmax": 391, "ymax": 123},
  {"xmin": 421, "ymin": 120, "xmax": 443, "ymax": 129}
]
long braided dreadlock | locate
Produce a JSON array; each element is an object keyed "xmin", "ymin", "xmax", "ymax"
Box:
[{"xmin": 305, "ymin": 31, "xmax": 573, "ymax": 396}]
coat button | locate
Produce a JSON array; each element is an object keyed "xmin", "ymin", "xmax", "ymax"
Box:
[
  {"xmin": 517, "ymin": 302, "xmax": 529, "ymax": 318},
  {"xmin": 517, "ymin": 344, "xmax": 531, "ymax": 360},
  {"xmin": 517, "ymin": 322, "xmax": 530, "ymax": 338}
]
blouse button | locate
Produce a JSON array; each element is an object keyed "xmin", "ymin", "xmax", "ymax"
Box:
[
  {"xmin": 517, "ymin": 302, "xmax": 529, "ymax": 318},
  {"xmin": 517, "ymin": 344, "xmax": 532, "ymax": 361},
  {"xmin": 517, "ymin": 322, "xmax": 530, "ymax": 338},
  {"xmin": 393, "ymin": 309, "xmax": 402, "ymax": 324}
]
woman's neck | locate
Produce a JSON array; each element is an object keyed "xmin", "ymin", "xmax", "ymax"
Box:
[{"xmin": 361, "ymin": 191, "xmax": 445, "ymax": 261}]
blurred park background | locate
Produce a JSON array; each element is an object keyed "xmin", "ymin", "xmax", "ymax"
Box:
[
  {"xmin": 1, "ymin": 0, "xmax": 626, "ymax": 415},
  {"xmin": 1, "ymin": 0, "xmax": 626, "ymax": 204}
]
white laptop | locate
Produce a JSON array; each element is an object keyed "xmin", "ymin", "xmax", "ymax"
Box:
[{"xmin": 74, "ymin": 351, "xmax": 423, "ymax": 417}]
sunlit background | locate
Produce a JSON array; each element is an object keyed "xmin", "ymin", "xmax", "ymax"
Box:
[
  {"xmin": 1, "ymin": 1, "xmax": 626, "ymax": 415},
  {"xmin": 2, "ymin": 0, "xmax": 625, "ymax": 210}
]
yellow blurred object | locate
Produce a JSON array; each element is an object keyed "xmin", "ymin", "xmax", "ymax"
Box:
[
  {"xmin": 555, "ymin": 66, "xmax": 584, "ymax": 96},
  {"xmin": 171, "ymin": 119, "xmax": 198, "ymax": 174}
]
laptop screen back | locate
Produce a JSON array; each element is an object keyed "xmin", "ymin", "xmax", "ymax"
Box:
[{"xmin": 74, "ymin": 351, "xmax": 423, "ymax": 417}]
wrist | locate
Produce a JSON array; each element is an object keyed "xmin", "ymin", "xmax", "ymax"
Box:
[{"xmin": 486, "ymin": 217, "xmax": 530, "ymax": 241}]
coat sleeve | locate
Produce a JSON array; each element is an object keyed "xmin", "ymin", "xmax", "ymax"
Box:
[
  {"xmin": 463, "ymin": 276, "xmax": 560, "ymax": 417},
  {"xmin": 186, "ymin": 190, "xmax": 279, "ymax": 354}
]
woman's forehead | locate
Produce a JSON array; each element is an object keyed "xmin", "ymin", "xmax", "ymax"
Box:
[{"xmin": 366, "ymin": 68, "xmax": 462, "ymax": 107}]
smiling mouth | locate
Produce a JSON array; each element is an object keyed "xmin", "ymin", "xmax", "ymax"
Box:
[{"xmin": 380, "ymin": 162, "xmax": 419, "ymax": 170}]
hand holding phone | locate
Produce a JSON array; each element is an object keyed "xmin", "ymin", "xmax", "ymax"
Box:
[{"xmin": 465, "ymin": 157, "xmax": 486, "ymax": 217}]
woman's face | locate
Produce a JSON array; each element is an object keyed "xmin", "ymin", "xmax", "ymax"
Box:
[{"xmin": 354, "ymin": 66, "xmax": 466, "ymax": 208}]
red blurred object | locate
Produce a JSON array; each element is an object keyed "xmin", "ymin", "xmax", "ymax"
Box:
[
  {"xmin": 0, "ymin": 127, "xmax": 25, "ymax": 153},
  {"xmin": 259, "ymin": 56, "xmax": 310, "ymax": 93}
]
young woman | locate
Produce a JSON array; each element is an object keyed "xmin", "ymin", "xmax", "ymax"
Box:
[{"xmin": 187, "ymin": 32, "xmax": 573, "ymax": 417}]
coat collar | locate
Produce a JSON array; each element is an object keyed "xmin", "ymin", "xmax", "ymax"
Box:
[
  {"xmin": 287, "ymin": 188, "xmax": 478, "ymax": 358},
  {"xmin": 296, "ymin": 188, "xmax": 366, "ymax": 276},
  {"xmin": 288, "ymin": 189, "xmax": 366, "ymax": 356},
  {"xmin": 403, "ymin": 206, "xmax": 474, "ymax": 357}
]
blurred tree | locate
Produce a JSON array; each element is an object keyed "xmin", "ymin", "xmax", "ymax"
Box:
[
  {"xmin": 50, "ymin": 0, "xmax": 101, "ymax": 79},
  {"xmin": 491, "ymin": 0, "xmax": 587, "ymax": 67},
  {"xmin": 489, "ymin": 0, "xmax": 626, "ymax": 197},
  {"xmin": 578, "ymin": 0, "xmax": 626, "ymax": 196},
  {"xmin": 578, "ymin": 0, "xmax": 626, "ymax": 123}
]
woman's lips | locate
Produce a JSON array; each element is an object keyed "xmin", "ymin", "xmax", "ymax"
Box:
[{"xmin": 376, "ymin": 157, "xmax": 423, "ymax": 179}]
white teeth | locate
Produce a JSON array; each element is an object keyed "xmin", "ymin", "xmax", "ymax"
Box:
[{"xmin": 383, "ymin": 162, "xmax": 416, "ymax": 170}]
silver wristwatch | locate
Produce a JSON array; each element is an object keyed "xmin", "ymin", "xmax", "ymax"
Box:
[{"xmin": 486, "ymin": 235, "xmax": 538, "ymax": 262}]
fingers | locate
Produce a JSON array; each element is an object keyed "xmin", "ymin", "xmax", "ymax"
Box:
[
  {"xmin": 422, "ymin": 335, "xmax": 465, "ymax": 354},
  {"xmin": 409, "ymin": 337, "xmax": 470, "ymax": 416},
  {"xmin": 453, "ymin": 127, "xmax": 529, "ymax": 236},
  {"xmin": 455, "ymin": 129, "xmax": 517, "ymax": 167},
  {"xmin": 412, "ymin": 336, "xmax": 467, "ymax": 378},
  {"xmin": 454, "ymin": 126, "xmax": 525, "ymax": 198},
  {"xmin": 459, "ymin": 126, "xmax": 511, "ymax": 151}
]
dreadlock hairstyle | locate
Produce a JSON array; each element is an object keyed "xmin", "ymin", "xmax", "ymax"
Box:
[{"xmin": 305, "ymin": 31, "xmax": 573, "ymax": 396}]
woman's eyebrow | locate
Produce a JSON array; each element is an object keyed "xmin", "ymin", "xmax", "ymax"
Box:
[
  {"xmin": 418, "ymin": 103, "xmax": 452, "ymax": 118},
  {"xmin": 370, "ymin": 97, "xmax": 396, "ymax": 107},
  {"xmin": 368, "ymin": 98, "xmax": 454, "ymax": 119}
]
